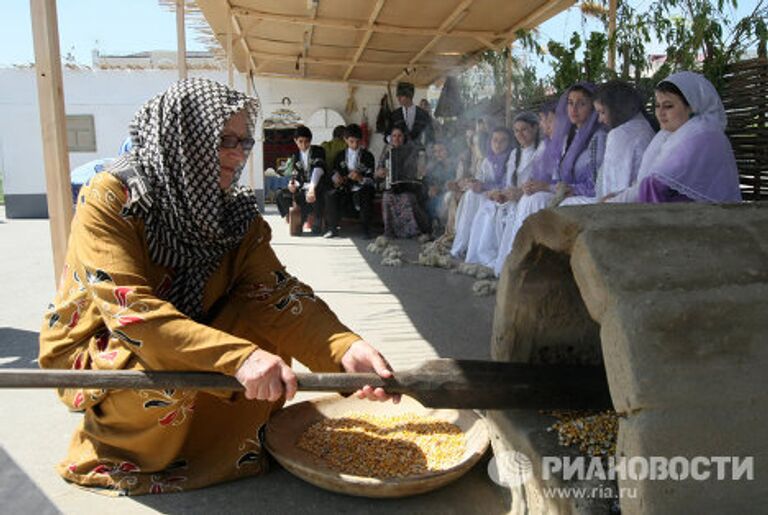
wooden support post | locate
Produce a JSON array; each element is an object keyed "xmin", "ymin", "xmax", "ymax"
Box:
[
  {"xmin": 227, "ymin": 18, "xmax": 234, "ymax": 87},
  {"xmin": 505, "ymin": 43, "xmax": 514, "ymax": 127},
  {"xmin": 30, "ymin": 0, "xmax": 72, "ymax": 282},
  {"xmin": 245, "ymin": 65, "xmax": 256, "ymax": 189},
  {"xmin": 176, "ymin": 0, "xmax": 187, "ymax": 80},
  {"xmin": 608, "ymin": 0, "xmax": 617, "ymax": 71}
]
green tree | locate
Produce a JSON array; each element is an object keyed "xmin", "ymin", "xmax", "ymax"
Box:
[
  {"xmin": 548, "ymin": 32, "xmax": 582, "ymax": 92},
  {"xmin": 604, "ymin": 0, "xmax": 768, "ymax": 90}
]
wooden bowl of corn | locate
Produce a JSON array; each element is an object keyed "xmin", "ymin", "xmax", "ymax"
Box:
[{"xmin": 264, "ymin": 394, "xmax": 489, "ymax": 497}]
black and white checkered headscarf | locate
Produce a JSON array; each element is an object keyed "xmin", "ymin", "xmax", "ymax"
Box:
[{"xmin": 110, "ymin": 78, "xmax": 261, "ymax": 320}]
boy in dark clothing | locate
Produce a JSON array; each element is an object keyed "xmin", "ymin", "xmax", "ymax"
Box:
[
  {"xmin": 323, "ymin": 124, "xmax": 376, "ymax": 239},
  {"xmin": 274, "ymin": 125, "xmax": 327, "ymax": 235}
]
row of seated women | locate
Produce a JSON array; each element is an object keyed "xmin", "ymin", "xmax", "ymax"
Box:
[{"xmin": 450, "ymin": 71, "xmax": 743, "ymax": 276}]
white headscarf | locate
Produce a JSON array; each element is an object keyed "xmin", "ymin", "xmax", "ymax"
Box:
[
  {"xmin": 665, "ymin": 71, "xmax": 727, "ymax": 129},
  {"xmin": 631, "ymin": 72, "xmax": 741, "ymax": 203}
]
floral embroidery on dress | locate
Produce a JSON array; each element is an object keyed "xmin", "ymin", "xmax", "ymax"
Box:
[
  {"xmin": 111, "ymin": 286, "xmax": 146, "ymax": 326},
  {"xmin": 140, "ymin": 389, "xmax": 195, "ymax": 427},
  {"xmin": 240, "ymin": 270, "xmax": 316, "ymax": 315},
  {"xmin": 86, "ymin": 268, "xmax": 113, "ymax": 285},
  {"xmin": 148, "ymin": 459, "xmax": 189, "ymax": 494},
  {"xmin": 83, "ymin": 460, "xmax": 141, "ymax": 494},
  {"xmin": 269, "ymin": 270, "xmax": 317, "ymax": 314},
  {"xmin": 235, "ymin": 436, "xmax": 263, "ymax": 469},
  {"xmin": 149, "ymin": 473, "xmax": 187, "ymax": 494},
  {"xmin": 273, "ymin": 282, "xmax": 316, "ymax": 315},
  {"xmin": 90, "ymin": 460, "xmax": 141, "ymax": 475},
  {"xmin": 112, "ymin": 329, "xmax": 143, "ymax": 347},
  {"xmin": 93, "ymin": 330, "xmax": 119, "ymax": 363},
  {"xmin": 46, "ymin": 304, "xmax": 60, "ymax": 329},
  {"xmin": 87, "ymin": 274, "xmax": 149, "ymax": 330}
]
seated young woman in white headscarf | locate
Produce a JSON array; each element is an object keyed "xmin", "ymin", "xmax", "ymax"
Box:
[
  {"xmin": 560, "ymin": 80, "xmax": 655, "ymax": 206},
  {"xmin": 494, "ymin": 83, "xmax": 608, "ymax": 276},
  {"xmin": 608, "ymin": 71, "xmax": 741, "ymax": 203},
  {"xmin": 450, "ymin": 126, "xmax": 514, "ymax": 258},
  {"xmin": 464, "ymin": 112, "xmax": 544, "ymax": 268}
]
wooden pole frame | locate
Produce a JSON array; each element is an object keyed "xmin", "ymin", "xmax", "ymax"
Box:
[
  {"xmin": 505, "ymin": 43, "xmax": 514, "ymax": 127},
  {"xmin": 30, "ymin": 0, "xmax": 72, "ymax": 282},
  {"xmin": 608, "ymin": 0, "xmax": 617, "ymax": 71},
  {"xmin": 392, "ymin": 0, "xmax": 475, "ymax": 83},
  {"xmin": 245, "ymin": 63, "xmax": 256, "ymax": 190},
  {"xmin": 343, "ymin": 0, "xmax": 386, "ymax": 81},
  {"xmin": 232, "ymin": 6, "xmax": 496, "ymax": 40},
  {"xmin": 176, "ymin": 0, "xmax": 187, "ymax": 80},
  {"xmin": 227, "ymin": 14, "xmax": 234, "ymax": 87}
]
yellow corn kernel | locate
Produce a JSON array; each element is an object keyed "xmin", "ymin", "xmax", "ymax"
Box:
[{"xmin": 297, "ymin": 412, "xmax": 466, "ymax": 478}]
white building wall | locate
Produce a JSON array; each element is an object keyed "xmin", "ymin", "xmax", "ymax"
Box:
[{"xmin": 0, "ymin": 67, "xmax": 425, "ymax": 217}]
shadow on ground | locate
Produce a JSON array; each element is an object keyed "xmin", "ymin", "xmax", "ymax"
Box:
[
  {"xmin": 135, "ymin": 454, "xmax": 508, "ymax": 515},
  {"xmin": 348, "ymin": 234, "xmax": 495, "ymax": 360},
  {"xmin": 0, "ymin": 447, "xmax": 59, "ymax": 514},
  {"xmin": 0, "ymin": 327, "xmax": 40, "ymax": 369}
]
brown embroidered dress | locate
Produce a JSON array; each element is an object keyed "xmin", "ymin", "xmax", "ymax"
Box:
[{"xmin": 39, "ymin": 173, "xmax": 359, "ymax": 495}]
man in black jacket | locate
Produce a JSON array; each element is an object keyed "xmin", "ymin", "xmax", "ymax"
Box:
[
  {"xmin": 275, "ymin": 125, "xmax": 327, "ymax": 235},
  {"xmin": 389, "ymin": 81, "xmax": 434, "ymax": 145},
  {"xmin": 323, "ymin": 124, "xmax": 376, "ymax": 239}
]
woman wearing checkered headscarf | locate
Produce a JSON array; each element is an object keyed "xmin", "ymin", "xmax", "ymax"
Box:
[{"xmin": 39, "ymin": 78, "xmax": 395, "ymax": 495}]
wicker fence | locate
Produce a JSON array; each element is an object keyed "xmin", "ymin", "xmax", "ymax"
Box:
[{"xmin": 722, "ymin": 57, "xmax": 768, "ymax": 201}]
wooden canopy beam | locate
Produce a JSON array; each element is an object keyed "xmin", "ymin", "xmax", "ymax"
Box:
[
  {"xmin": 392, "ymin": 0, "xmax": 475, "ymax": 83},
  {"xmin": 241, "ymin": 34, "xmax": 421, "ymax": 55},
  {"xmin": 343, "ymin": 0, "xmax": 386, "ymax": 81},
  {"xmin": 474, "ymin": 35, "xmax": 500, "ymax": 52},
  {"xmin": 224, "ymin": 4, "xmax": 258, "ymax": 79},
  {"xmin": 250, "ymin": 50, "xmax": 458, "ymax": 69},
  {"xmin": 253, "ymin": 70, "xmax": 390, "ymax": 86},
  {"xmin": 30, "ymin": 0, "xmax": 72, "ymax": 281},
  {"xmin": 301, "ymin": 0, "xmax": 319, "ymax": 77},
  {"xmin": 232, "ymin": 6, "xmax": 496, "ymax": 39}
]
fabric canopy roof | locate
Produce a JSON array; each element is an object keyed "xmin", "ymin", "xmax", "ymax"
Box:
[{"xmin": 190, "ymin": 0, "xmax": 576, "ymax": 86}]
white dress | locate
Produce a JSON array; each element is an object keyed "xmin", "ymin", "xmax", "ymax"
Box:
[
  {"xmin": 494, "ymin": 129, "xmax": 607, "ymax": 276},
  {"xmin": 560, "ymin": 114, "xmax": 655, "ymax": 206},
  {"xmin": 450, "ymin": 159, "xmax": 498, "ymax": 258},
  {"xmin": 464, "ymin": 144, "xmax": 541, "ymax": 268}
]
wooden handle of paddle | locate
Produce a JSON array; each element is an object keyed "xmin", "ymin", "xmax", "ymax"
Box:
[{"xmin": 0, "ymin": 369, "xmax": 400, "ymax": 392}]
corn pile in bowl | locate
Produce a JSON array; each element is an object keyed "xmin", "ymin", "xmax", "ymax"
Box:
[
  {"xmin": 264, "ymin": 395, "xmax": 490, "ymax": 497},
  {"xmin": 297, "ymin": 412, "xmax": 466, "ymax": 478}
]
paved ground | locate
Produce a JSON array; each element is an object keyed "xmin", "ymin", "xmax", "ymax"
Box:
[{"xmin": 0, "ymin": 205, "xmax": 508, "ymax": 514}]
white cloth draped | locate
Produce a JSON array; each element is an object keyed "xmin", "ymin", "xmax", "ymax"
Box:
[
  {"xmin": 494, "ymin": 129, "xmax": 606, "ymax": 276},
  {"xmin": 493, "ymin": 191, "xmax": 551, "ymax": 275},
  {"xmin": 450, "ymin": 159, "xmax": 496, "ymax": 257},
  {"xmin": 465, "ymin": 144, "xmax": 541, "ymax": 267},
  {"xmin": 560, "ymin": 114, "xmax": 654, "ymax": 205}
]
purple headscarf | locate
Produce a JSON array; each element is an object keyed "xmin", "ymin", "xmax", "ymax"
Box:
[
  {"xmin": 531, "ymin": 82, "xmax": 601, "ymax": 184},
  {"xmin": 483, "ymin": 127, "xmax": 514, "ymax": 190},
  {"xmin": 635, "ymin": 71, "xmax": 741, "ymax": 203}
]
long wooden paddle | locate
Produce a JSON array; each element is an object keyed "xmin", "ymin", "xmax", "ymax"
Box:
[{"xmin": 0, "ymin": 359, "xmax": 612, "ymax": 409}]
